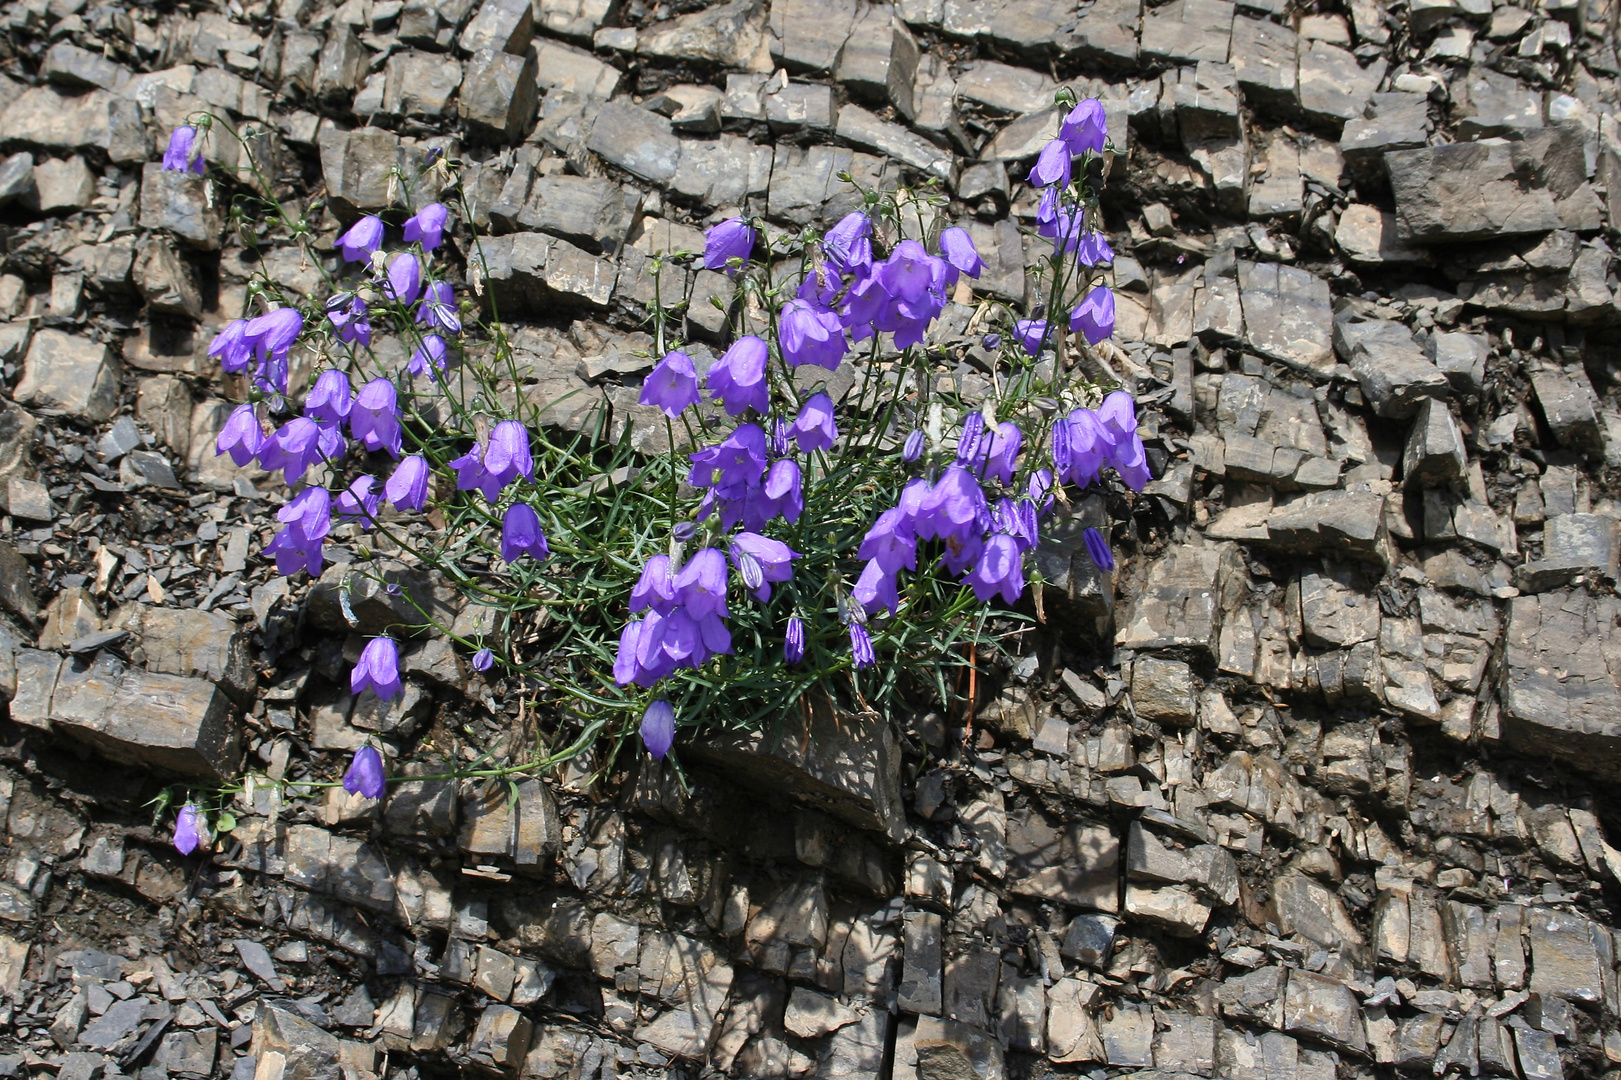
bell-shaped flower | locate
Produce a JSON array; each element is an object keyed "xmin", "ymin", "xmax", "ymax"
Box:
[
  {"xmin": 914, "ymin": 465, "xmax": 985, "ymax": 545},
  {"xmin": 472, "ymin": 648, "xmax": 494, "ymax": 672},
  {"xmin": 1083, "ymin": 526, "xmax": 1115, "ymax": 571},
  {"xmin": 1013, "ymin": 319, "xmax": 1047, "ymax": 358},
  {"xmin": 351, "ymin": 636, "xmax": 401, "ymax": 700},
  {"xmin": 336, "ymin": 475, "xmax": 381, "ymax": 527},
  {"xmin": 244, "ymin": 307, "xmax": 303, "ymax": 369},
  {"xmin": 1076, "ymin": 230, "xmax": 1114, "ymax": 267},
  {"xmin": 1057, "ymin": 408, "xmax": 1109, "ymax": 488},
  {"xmin": 409, "ymin": 334, "xmax": 450, "ymax": 378},
  {"xmin": 878, "ymin": 240, "xmax": 940, "ymax": 306},
  {"xmin": 853, "ymin": 558, "xmax": 901, "ymax": 615},
  {"xmin": 985, "ymin": 422, "xmax": 1022, "ymax": 485},
  {"xmin": 964, "ymin": 533, "xmax": 1026, "ymax": 603},
  {"xmin": 1069, "ymin": 285, "xmax": 1115, "ymax": 345},
  {"xmin": 209, "ymin": 319, "xmax": 252, "ymax": 374},
  {"xmin": 1110, "ymin": 431, "xmax": 1152, "ymax": 491},
  {"xmin": 641, "ymin": 350, "xmax": 701, "ymax": 418},
  {"xmin": 384, "ymin": 252, "xmax": 422, "ymax": 306},
  {"xmin": 327, "ymin": 293, "xmax": 371, "ymax": 346},
  {"xmin": 256, "ymin": 416, "xmax": 325, "ymax": 486},
  {"xmin": 336, "ymin": 216, "xmax": 385, "ymax": 263},
  {"xmin": 673, "ymin": 547, "xmax": 729, "ymax": 620},
  {"xmin": 416, "ymin": 281, "xmax": 461, "ymax": 334},
  {"xmin": 216, "ymin": 403, "xmax": 264, "ymax": 466},
  {"xmin": 641, "ymin": 700, "xmax": 676, "ymax": 760},
  {"xmin": 1096, "ymin": 390, "xmax": 1137, "ymax": 446},
  {"xmin": 385, "ymin": 454, "xmax": 430, "ymax": 511},
  {"xmin": 1028, "ymin": 138, "xmax": 1073, "ymax": 188},
  {"xmin": 343, "ymin": 745, "xmax": 386, "ymax": 799},
  {"xmin": 706, "ymin": 336, "xmax": 769, "ymax": 416},
  {"xmin": 162, "ymin": 126, "xmax": 204, "ymax": 174},
  {"xmin": 902, "ymin": 430, "xmax": 925, "ymax": 463},
  {"xmin": 728, "ymin": 532, "xmax": 799, "ymax": 602},
  {"xmin": 305, "ymin": 370, "xmax": 353, "ymax": 425},
  {"xmin": 938, "ymin": 227, "xmax": 985, "ymax": 279},
  {"xmin": 859, "ymin": 507, "xmax": 918, "ymax": 576},
  {"xmin": 484, "ymin": 420, "xmax": 534, "ymax": 492},
  {"xmin": 688, "ymin": 423, "xmax": 767, "ymax": 496},
  {"xmin": 823, "ymin": 211, "xmax": 872, "ymax": 274},
  {"xmin": 264, "ymin": 485, "xmax": 331, "ymax": 577},
  {"xmin": 779, "ymin": 299, "xmax": 846, "ymax": 370},
  {"xmin": 173, "ymin": 803, "xmax": 204, "ymax": 854},
  {"xmin": 703, "ymin": 217, "xmax": 755, "ymax": 273},
  {"xmin": 631, "ymin": 554, "xmax": 677, "ymax": 615},
  {"xmin": 1060, "ymin": 98, "xmax": 1108, "ymax": 155},
  {"xmin": 404, "ymin": 202, "xmax": 449, "ymax": 252},
  {"xmin": 790, "ymin": 393, "xmax": 837, "ymax": 454},
  {"xmin": 348, "ymin": 378, "xmax": 402, "ymax": 457},
  {"xmin": 501, "ymin": 503, "xmax": 550, "ymax": 563}
]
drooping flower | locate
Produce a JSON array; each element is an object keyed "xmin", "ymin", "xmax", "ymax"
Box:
[
  {"xmin": 385, "ymin": 454, "xmax": 430, "ymax": 511},
  {"xmin": 1076, "ymin": 230, "xmax": 1114, "ymax": 267},
  {"xmin": 1055, "ymin": 408, "xmax": 1109, "ymax": 489},
  {"xmin": 1083, "ymin": 526, "xmax": 1115, "ymax": 571},
  {"xmin": 703, "ymin": 217, "xmax": 755, "ymax": 273},
  {"xmin": 1013, "ymin": 319, "xmax": 1048, "ymax": 358},
  {"xmin": 823, "ymin": 211, "xmax": 872, "ymax": 274},
  {"xmin": 484, "ymin": 420, "xmax": 535, "ymax": 494},
  {"xmin": 1028, "ymin": 138, "xmax": 1073, "ymax": 189},
  {"xmin": 641, "ymin": 350, "xmax": 701, "ymax": 418},
  {"xmin": 913, "ymin": 465, "xmax": 986, "ymax": 545},
  {"xmin": 384, "ymin": 253, "xmax": 423, "ymax": 306},
  {"xmin": 243, "ymin": 307, "xmax": 304, "ymax": 395},
  {"xmin": 264, "ymin": 485, "xmax": 331, "ymax": 577},
  {"xmin": 859, "ymin": 508, "xmax": 918, "ymax": 576},
  {"xmin": 1110, "ymin": 431, "xmax": 1152, "ymax": 491},
  {"xmin": 938, "ymin": 227, "xmax": 985, "ymax": 279},
  {"xmin": 501, "ymin": 503, "xmax": 550, "ymax": 563},
  {"xmin": 305, "ymin": 370, "xmax": 353, "ymax": 425},
  {"xmin": 173, "ymin": 803, "xmax": 203, "ymax": 854},
  {"xmin": 350, "ymin": 378, "xmax": 403, "ymax": 457},
  {"xmin": 853, "ymin": 558, "xmax": 901, "ymax": 615},
  {"xmin": 688, "ymin": 424, "xmax": 767, "ymax": 498},
  {"xmin": 784, "ymin": 616, "xmax": 805, "ymax": 666},
  {"xmin": 779, "ymin": 299, "xmax": 846, "ymax": 370},
  {"xmin": 673, "ymin": 547, "xmax": 729, "ymax": 620},
  {"xmin": 1060, "ymin": 98, "xmax": 1108, "ymax": 155},
  {"xmin": 1069, "ymin": 286, "xmax": 1116, "ymax": 345},
  {"xmin": 849, "ymin": 622, "xmax": 875, "ymax": 669},
  {"xmin": 641, "ymin": 700, "xmax": 676, "ymax": 760},
  {"xmin": 965, "ymin": 533, "xmax": 1026, "ymax": 603},
  {"xmin": 956, "ymin": 411, "xmax": 987, "ymax": 469},
  {"xmin": 351, "ymin": 636, "xmax": 402, "ymax": 700},
  {"xmin": 705, "ymin": 336, "xmax": 769, "ymax": 416},
  {"xmin": 256, "ymin": 416, "xmax": 326, "ymax": 487},
  {"xmin": 879, "ymin": 240, "xmax": 941, "ymax": 306},
  {"xmin": 326, "ymin": 293, "xmax": 372, "ymax": 347},
  {"xmin": 336, "ymin": 475, "xmax": 381, "ymax": 527},
  {"xmin": 902, "ymin": 430, "xmax": 925, "ymax": 463},
  {"xmin": 790, "ymin": 393, "xmax": 837, "ymax": 454},
  {"xmin": 416, "ymin": 282, "xmax": 461, "ymax": 334},
  {"xmin": 216, "ymin": 403, "xmax": 264, "ymax": 466},
  {"xmin": 472, "ymin": 648, "xmax": 495, "ymax": 672},
  {"xmin": 728, "ymin": 532, "xmax": 799, "ymax": 602},
  {"xmin": 209, "ymin": 319, "xmax": 252, "ymax": 373},
  {"xmin": 409, "ymin": 334, "xmax": 450, "ymax": 378},
  {"xmin": 1097, "ymin": 390, "xmax": 1137, "ymax": 446},
  {"xmin": 336, "ymin": 216, "xmax": 385, "ymax": 263},
  {"xmin": 985, "ymin": 422, "xmax": 1022, "ymax": 485},
  {"xmin": 343, "ymin": 745, "xmax": 386, "ymax": 799},
  {"xmin": 162, "ymin": 127, "xmax": 204, "ymax": 174},
  {"xmin": 404, "ymin": 202, "xmax": 449, "ymax": 252},
  {"xmin": 631, "ymin": 555, "xmax": 676, "ymax": 614},
  {"xmin": 753, "ymin": 457, "xmax": 804, "ymax": 527}
]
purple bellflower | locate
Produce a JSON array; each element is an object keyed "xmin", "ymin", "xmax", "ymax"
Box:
[
  {"xmin": 472, "ymin": 648, "xmax": 494, "ymax": 672},
  {"xmin": 631, "ymin": 554, "xmax": 676, "ymax": 614},
  {"xmin": 265, "ymin": 485, "xmax": 331, "ymax": 577},
  {"xmin": 244, "ymin": 307, "xmax": 304, "ymax": 395},
  {"xmin": 938, "ymin": 227, "xmax": 985, "ymax": 279},
  {"xmin": 257, "ymin": 416, "xmax": 326, "ymax": 487},
  {"xmin": 173, "ymin": 803, "xmax": 204, "ymax": 854},
  {"xmin": 1070, "ymin": 286, "xmax": 1116, "ymax": 345},
  {"xmin": 384, "ymin": 253, "xmax": 422, "ymax": 306},
  {"xmin": 501, "ymin": 503, "xmax": 550, "ymax": 563},
  {"xmin": 985, "ymin": 422, "xmax": 1023, "ymax": 485},
  {"xmin": 784, "ymin": 616, "xmax": 805, "ymax": 665},
  {"xmin": 1083, "ymin": 526, "xmax": 1115, "ymax": 571},
  {"xmin": 343, "ymin": 745, "xmax": 386, "ymax": 799},
  {"xmin": 404, "ymin": 202, "xmax": 449, "ymax": 251},
  {"xmin": 706, "ymin": 336, "xmax": 769, "ymax": 416},
  {"xmin": 747, "ymin": 458, "xmax": 803, "ymax": 530},
  {"xmin": 790, "ymin": 393, "xmax": 837, "ymax": 454},
  {"xmin": 209, "ymin": 319, "xmax": 252, "ymax": 373},
  {"xmin": 1060, "ymin": 98, "xmax": 1108, "ymax": 155},
  {"xmin": 162, "ymin": 127, "xmax": 204, "ymax": 174},
  {"xmin": 1076, "ymin": 230, "xmax": 1114, "ymax": 267},
  {"xmin": 351, "ymin": 636, "xmax": 401, "ymax": 700},
  {"xmin": 1014, "ymin": 319, "xmax": 1048, "ymax": 358},
  {"xmin": 703, "ymin": 217, "xmax": 755, "ymax": 273},
  {"xmin": 216, "ymin": 403, "xmax": 264, "ymax": 466},
  {"xmin": 779, "ymin": 299, "xmax": 847, "ymax": 370},
  {"xmin": 417, "ymin": 281, "xmax": 461, "ymax": 334},
  {"xmin": 849, "ymin": 623, "xmax": 875, "ymax": 669},
  {"xmin": 641, "ymin": 700, "xmax": 676, "ymax": 760},
  {"xmin": 350, "ymin": 378, "xmax": 403, "ymax": 457},
  {"xmin": 1029, "ymin": 138, "xmax": 1073, "ymax": 188},
  {"xmin": 823, "ymin": 211, "xmax": 872, "ymax": 274},
  {"xmin": 336, "ymin": 216, "xmax": 385, "ymax": 263},
  {"xmin": 965, "ymin": 533, "xmax": 1026, "ymax": 604},
  {"xmin": 327, "ymin": 294, "xmax": 372, "ymax": 347},
  {"xmin": 902, "ymin": 430, "xmax": 926, "ymax": 463},
  {"xmin": 336, "ymin": 475, "xmax": 381, "ymax": 527},
  {"xmin": 385, "ymin": 454, "xmax": 430, "ymax": 511},
  {"xmin": 409, "ymin": 334, "xmax": 450, "ymax": 378},
  {"xmin": 641, "ymin": 350, "xmax": 701, "ymax": 418},
  {"xmin": 729, "ymin": 532, "xmax": 799, "ymax": 602},
  {"xmin": 485, "ymin": 420, "xmax": 535, "ymax": 490},
  {"xmin": 306, "ymin": 370, "xmax": 353, "ymax": 425},
  {"xmin": 1054, "ymin": 408, "xmax": 1109, "ymax": 489}
]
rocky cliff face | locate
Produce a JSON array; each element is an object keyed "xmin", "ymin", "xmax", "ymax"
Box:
[{"xmin": 0, "ymin": 0, "xmax": 1618, "ymax": 1078}]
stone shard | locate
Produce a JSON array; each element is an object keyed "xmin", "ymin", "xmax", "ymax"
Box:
[
  {"xmin": 1236, "ymin": 261, "xmax": 1334, "ymax": 378},
  {"xmin": 586, "ymin": 101, "xmax": 682, "ymax": 184},
  {"xmin": 1499, "ymin": 591, "xmax": 1621, "ymax": 779},
  {"xmin": 1296, "ymin": 41, "xmax": 1384, "ymax": 128},
  {"xmin": 1005, "ymin": 808, "xmax": 1119, "ymax": 911},
  {"xmin": 50, "ymin": 662, "xmax": 240, "ymax": 779},
  {"xmin": 1333, "ymin": 310, "xmax": 1448, "ymax": 419},
  {"xmin": 15, "ymin": 330, "xmax": 120, "ymax": 423}
]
